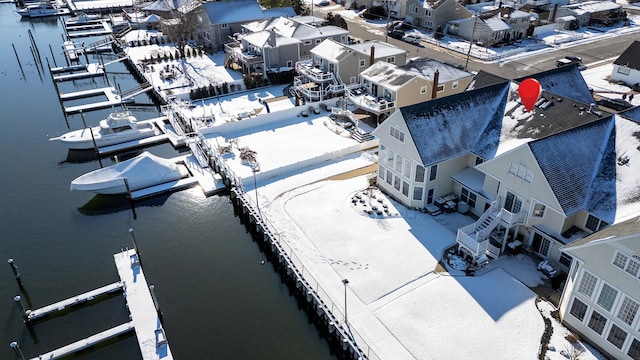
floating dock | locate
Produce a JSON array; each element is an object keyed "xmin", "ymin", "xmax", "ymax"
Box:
[
  {"xmin": 114, "ymin": 249, "xmax": 173, "ymax": 359},
  {"xmin": 52, "ymin": 63, "xmax": 104, "ymax": 82},
  {"xmin": 27, "ymin": 250, "xmax": 174, "ymax": 359},
  {"xmin": 66, "ymin": 22, "xmax": 112, "ymax": 38},
  {"xmin": 60, "ymin": 84, "xmax": 152, "ymax": 115},
  {"xmin": 27, "ymin": 281, "xmax": 123, "ymax": 321},
  {"xmin": 29, "ymin": 322, "xmax": 134, "ymax": 360}
]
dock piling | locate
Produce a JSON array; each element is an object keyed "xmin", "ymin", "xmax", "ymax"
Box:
[
  {"xmin": 8, "ymin": 259, "xmax": 24, "ymax": 289},
  {"xmin": 49, "ymin": 44, "xmax": 58, "ymax": 68},
  {"xmin": 128, "ymin": 228, "xmax": 142, "ymax": 266},
  {"xmin": 13, "ymin": 296, "xmax": 31, "ymax": 320},
  {"xmin": 10, "ymin": 342, "xmax": 26, "ymax": 360},
  {"xmin": 79, "ymin": 111, "xmax": 102, "ymax": 167},
  {"xmin": 149, "ymin": 285, "xmax": 163, "ymax": 321}
]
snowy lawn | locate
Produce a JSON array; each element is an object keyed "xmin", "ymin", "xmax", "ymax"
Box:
[
  {"xmin": 375, "ymin": 268, "xmax": 543, "ymax": 359},
  {"xmin": 581, "ymin": 62, "xmax": 640, "ymax": 106}
]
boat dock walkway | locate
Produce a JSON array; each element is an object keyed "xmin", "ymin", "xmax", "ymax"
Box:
[
  {"xmin": 60, "ymin": 86, "xmax": 146, "ymax": 114},
  {"xmin": 27, "ymin": 281, "xmax": 123, "ymax": 321},
  {"xmin": 52, "ymin": 63, "xmax": 104, "ymax": 82},
  {"xmin": 66, "ymin": 22, "xmax": 112, "ymax": 38},
  {"xmin": 27, "ymin": 249, "xmax": 173, "ymax": 359},
  {"xmin": 29, "ymin": 322, "xmax": 134, "ymax": 360},
  {"xmin": 114, "ymin": 249, "xmax": 173, "ymax": 359}
]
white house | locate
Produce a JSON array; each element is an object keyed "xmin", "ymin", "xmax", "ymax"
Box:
[
  {"xmin": 558, "ymin": 215, "xmax": 640, "ymax": 360},
  {"xmin": 611, "ymin": 40, "xmax": 640, "ymax": 88}
]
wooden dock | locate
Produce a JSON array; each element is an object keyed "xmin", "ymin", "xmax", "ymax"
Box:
[
  {"xmin": 52, "ymin": 63, "xmax": 104, "ymax": 82},
  {"xmin": 67, "ymin": 22, "xmax": 113, "ymax": 38},
  {"xmin": 27, "ymin": 281, "xmax": 123, "ymax": 321},
  {"xmin": 29, "ymin": 322, "xmax": 134, "ymax": 360},
  {"xmin": 114, "ymin": 250, "xmax": 174, "ymax": 359}
]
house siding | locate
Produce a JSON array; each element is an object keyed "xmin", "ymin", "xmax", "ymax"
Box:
[
  {"xmin": 610, "ymin": 65, "xmax": 640, "ymax": 87},
  {"xmin": 560, "ymin": 234, "xmax": 640, "ymax": 360}
]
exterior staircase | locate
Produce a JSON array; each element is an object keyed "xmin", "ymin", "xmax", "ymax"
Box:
[{"xmin": 351, "ymin": 128, "xmax": 374, "ymax": 143}]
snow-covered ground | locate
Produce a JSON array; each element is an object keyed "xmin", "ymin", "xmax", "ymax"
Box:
[{"xmin": 581, "ymin": 61, "xmax": 640, "ymax": 106}]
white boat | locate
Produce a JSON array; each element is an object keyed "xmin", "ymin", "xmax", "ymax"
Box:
[
  {"xmin": 65, "ymin": 13, "xmax": 101, "ymax": 25},
  {"xmin": 70, "ymin": 152, "xmax": 189, "ymax": 194},
  {"xmin": 50, "ymin": 112, "xmax": 158, "ymax": 150},
  {"xmin": 17, "ymin": 1, "xmax": 70, "ymax": 17}
]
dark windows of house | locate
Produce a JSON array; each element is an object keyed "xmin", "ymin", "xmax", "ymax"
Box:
[
  {"xmin": 427, "ymin": 188, "xmax": 434, "ymax": 204},
  {"xmin": 606, "ymin": 323, "xmax": 628, "ymax": 349},
  {"xmin": 415, "ymin": 165, "xmax": 425, "ymax": 183},
  {"xmin": 587, "ymin": 310, "xmax": 607, "ymax": 335},
  {"xmin": 628, "ymin": 338, "xmax": 640, "ymax": 360},
  {"xmin": 504, "ymin": 191, "xmax": 522, "ymax": 213},
  {"xmin": 533, "ymin": 203, "xmax": 545, "ymax": 217},
  {"xmin": 569, "ymin": 297, "xmax": 588, "ymax": 321},
  {"xmin": 460, "ymin": 187, "xmax": 477, "ymax": 208},
  {"xmin": 429, "ymin": 164, "xmax": 437, "ymax": 181},
  {"xmin": 585, "ymin": 214, "xmax": 608, "ymax": 232},
  {"xmin": 559, "ymin": 252, "xmax": 573, "ymax": 268}
]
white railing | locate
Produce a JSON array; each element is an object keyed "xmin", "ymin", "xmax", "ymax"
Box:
[
  {"xmin": 347, "ymin": 92, "xmax": 396, "ymax": 113},
  {"xmin": 457, "ymin": 228, "xmax": 488, "ymax": 256},
  {"xmin": 298, "ymin": 64, "xmax": 336, "ymax": 83}
]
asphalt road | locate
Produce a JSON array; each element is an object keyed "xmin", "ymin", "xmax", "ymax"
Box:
[{"xmin": 314, "ymin": 4, "xmax": 640, "ymax": 79}]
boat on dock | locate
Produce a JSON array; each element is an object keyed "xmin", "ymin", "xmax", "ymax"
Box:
[
  {"xmin": 50, "ymin": 112, "xmax": 158, "ymax": 150},
  {"xmin": 17, "ymin": 1, "xmax": 70, "ymax": 17},
  {"xmin": 70, "ymin": 151, "xmax": 190, "ymax": 194},
  {"xmin": 65, "ymin": 12, "xmax": 101, "ymax": 26}
]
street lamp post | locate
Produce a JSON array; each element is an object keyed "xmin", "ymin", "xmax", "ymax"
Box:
[{"xmin": 342, "ymin": 278, "xmax": 349, "ymax": 325}]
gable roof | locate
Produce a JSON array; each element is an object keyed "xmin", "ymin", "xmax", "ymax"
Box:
[
  {"xmin": 468, "ymin": 70, "xmax": 509, "ymax": 90},
  {"xmin": 514, "ymin": 65, "xmax": 595, "ymax": 105},
  {"xmin": 399, "ymin": 58, "xmax": 474, "ymax": 83},
  {"xmin": 613, "ymin": 40, "xmax": 640, "ymax": 71},
  {"xmin": 311, "ymin": 39, "xmax": 350, "ymax": 62},
  {"xmin": 143, "ymin": 0, "xmax": 195, "ymax": 13},
  {"xmin": 202, "ymin": 0, "xmax": 267, "ymax": 25}
]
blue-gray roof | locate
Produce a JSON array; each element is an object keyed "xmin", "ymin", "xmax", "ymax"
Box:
[
  {"xmin": 515, "ymin": 65, "xmax": 595, "ymax": 105},
  {"xmin": 202, "ymin": 0, "xmax": 267, "ymax": 25},
  {"xmin": 400, "ymin": 82, "xmax": 510, "ymax": 167}
]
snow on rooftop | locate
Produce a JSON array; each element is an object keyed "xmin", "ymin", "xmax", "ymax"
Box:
[{"xmin": 311, "ymin": 39, "xmax": 349, "ymax": 61}]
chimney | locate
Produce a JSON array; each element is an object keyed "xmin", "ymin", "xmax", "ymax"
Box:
[
  {"xmin": 369, "ymin": 45, "xmax": 375, "ymax": 67},
  {"xmin": 268, "ymin": 28, "xmax": 277, "ymax": 47},
  {"xmin": 431, "ymin": 70, "xmax": 440, "ymax": 99}
]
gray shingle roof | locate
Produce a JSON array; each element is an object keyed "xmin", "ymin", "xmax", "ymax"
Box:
[
  {"xmin": 613, "ymin": 40, "xmax": 640, "ymax": 71},
  {"xmin": 514, "ymin": 64, "xmax": 595, "ymax": 105},
  {"xmin": 202, "ymin": 0, "xmax": 266, "ymax": 25}
]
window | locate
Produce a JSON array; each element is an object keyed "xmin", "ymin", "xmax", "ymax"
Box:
[
  {"xmin": 387, "ymin": 56, "xmax": 395, "ymax": 63},
  {"xmin": 626, "ymin": 257, "xmax": 640, "ymax": 277},
  {"xmin": 617, "ymin": 296, "xmax": 639, "ymax": 325},
  {"xmin": 475, "ymin": 156, "xmax": 484, "ymax": 165},
  {"xmin": 387, "ymin": 149, "xmax": 395, "ymax": 165},
  {"xmin": 585, "ymin": 214, "xmax": 607, "ymax": 232},
  {"xmin": 437, "ymin": 84, "xmax": 444, "ymax": 92},
  {"xmin": 452, "ymin": 81, "xmax": 459, "ymax": 89},
  {"xmin": 341, "ymin": 35, "xmax": 347, "ymax": 43},
  {"xmin": 350, "ymin": 76, "xmax": 356, "ymax": 84},
  {"xmin": 508, "ymin": 161, "xmax": 533, "ymax": 183},
  {"xmin": 420, "ymin": 86, "xmax": 428, "ymax": 94},
  {"xmin": 394, "ymin": 176, "xmax": 401, "ymax": 191},
  {"xmin": 429, "ymin": 164, "xmax": 437, "ymax": 181},
  {"xmin": 613, "ymin": 252, "xmax": 629, "ymax": 270},
  {"xmin": 424, "ymin": 20, "xmax": 433, "ymax": 29},
  {"xmin": 460, "ymin": 187, "xmax": 477, "ymax": 208},
  {"xmin": 587, "ymin": 310, "xmax": 607, "ymax": 335},
  {"xmin": 315, "ymin": 39, "xmax": 321, "ymax": 44},
  {"xmin": 617, "ymin": 66, "xmax": 631, "ymax": 76},
  {"xmin": 404, "ymin": 159, "xmax": 411, "ymax": 178},
  {"xmin": 607, "ymin": 323, "xmax": 628, "ymax": 349},
  {"xmin": 359, "ymin": 59, "xmax": 365, "ymax": 67},
  {"xmin": 409, "ymin": 4, "xmax": 417, "ymax": 13},
  {"xmin": 304, "ymin": 40, "xmax": 312, "ymax": 45},
  {"xmin": 504, "ymin": 192, "xmax": 523, "ymax": 213},
  {"xmin": 569, "ymin": 298, "xmax": 588, "ymax": 321},
  {"xmin": 533, "ymin": 203, "xmax": 545, "ymax": 217},
  {"xmin": 415, "ymin": 165, "xmax": 425, "ymax": 182},
  {"xmin": 628, "ymin": 338, "xmax": 640, "ymax": 360},
  {"xmin": 413, "ymin": 186, "xmax": 423, "ymax": 201},
  {"xmin": 385, "ymin": 170, "xmax": 393, "ymax": 185},
  {"xmin": 427, "ymin": 188, "xmax": 434, "ymax": 204},
  {"xmin": 395, "ymin": 153, "xmax": 403, "ymax": 172},
  {"xmin": 379, "ymin": 165, "xmax": 386, "ymax": 181},
  {"xmin": 425, "ymin": 8, "xmax": 431, "ymax": 16},
  {"xmin": 539, "ymin": 238, "xmax": 551, "ymax": 257},
  {"xmin": 390, "ymin": 126, "xmax": 405, "ymax": 142},
  {"xmin": 578, "ymin": 271, "xmax": 598, "ymax": 298},
  {"xmin": 596, "ymin": 283, "xmax": 618, "ymax": 312},
  {"xmin": 221, "ymin": 23, "xmax": 228, "ymax": 28},
  {"xmin": 287, "ymin": 60, "xmax": 293, "ymax": 67},
  {"xmin": 559, "ymin": 253, "xmax": 573, "ymax": 268},
  {"xmin": 402, "ymin": 181, "xmax": 409, "ymax": 197}
]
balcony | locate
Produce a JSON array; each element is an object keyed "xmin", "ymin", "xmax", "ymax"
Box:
[
  {"xmin": 224, "ymin": 42, "xmax": 263, "ymax": 65},
  {"xmin": 347, "ymin": 88, "xmax": 396, "ymax": 114},
  {"xmin": 297, "ymin": 61, "xmax": 335, "ymax": 83}
]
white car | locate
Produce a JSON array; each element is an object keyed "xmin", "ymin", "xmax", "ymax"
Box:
[{"xmin": 402, "ymin": 33, "xmax": 422, "ymax": 44}]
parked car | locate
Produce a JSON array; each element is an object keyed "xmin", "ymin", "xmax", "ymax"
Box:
[
  {"xmin": 556, "ymin": 56, "xmax": 582, "ymax": 67},
  {"xmin": 402, "ymin": 33, "xmax": 422, "ymax": 44},
  {"xmin": 388, "ymin": 29, "xmax": 405, "ymax": 40},
  {"xmin": 390, "ymin": 20, "xmax": 412, "ymax": 31},
  {"xmin": 564, "ymin": 55, "xmax": 582, "ymax": 63}
]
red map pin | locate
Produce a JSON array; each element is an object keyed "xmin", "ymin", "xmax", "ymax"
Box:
[{"xmin": 518, "ymin": 78, "xmax": 542, "ymax": 112}]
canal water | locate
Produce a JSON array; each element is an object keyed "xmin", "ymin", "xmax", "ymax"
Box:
[{"xmin": 0, "ymin": 5, "xmax": 334, "ymax": 359}]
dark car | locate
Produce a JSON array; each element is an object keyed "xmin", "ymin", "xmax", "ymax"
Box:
[
  {"xmin": 391, "ymin": 21, "xmax": 412, "ymax": 31},
  {"xmin": 387, "ymin": 29, "xmax": 405, "ymax": 40},
  {"xmin": 564, "ymin": 55, "xmax": 582, "ymax": 63}
]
